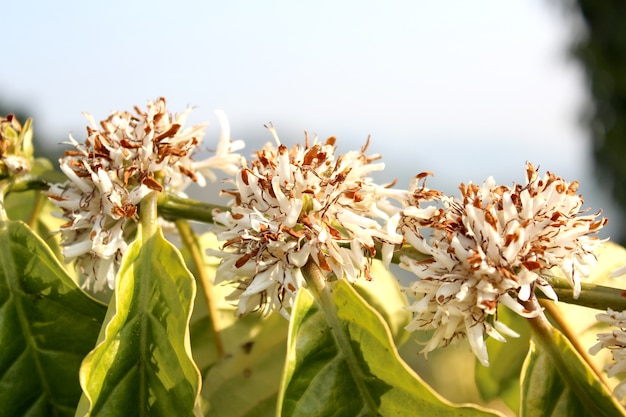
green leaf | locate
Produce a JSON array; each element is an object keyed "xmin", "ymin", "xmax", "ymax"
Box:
[
  {"xmin": 75, "ymin": 226, "xmax": 201, "ymax": 417},
  {"xmin": 475, "ymin": 306, "xmax": 531, "ymax": 412},
  {"xmin": 0, "ymin": 220, "xmax": 106, "ymax": 417},
  {"xmin": 520, "ymin": 324, "xmax": 626, "ymax": 417},
  {"xmin": 186, "ymin": 232, "xmax": 289, "ymax": 417},
  {"xmin": 278, "ymin": 278, "xmax": 504, "ymax": 416}
]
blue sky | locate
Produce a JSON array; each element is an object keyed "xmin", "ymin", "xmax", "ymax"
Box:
[{"xmin": 2, "ymin": 0, "xmax": 618, "ymax": 233}]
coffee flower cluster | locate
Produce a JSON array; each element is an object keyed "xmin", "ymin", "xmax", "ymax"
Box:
[
  {"xmin": 0, "ymin": 114, "xmax": 33, "ymax": 177},
  {"xmin": 44, "ymin": 98, "xmax": 613, "ymax": 374},
  {"xmin": 210, "ymin": 131, "xmax": 405, "ymax": 317},
  {"xmin": 400, "ymin": 163, "xmax": 606, "ymax": 366},
  {"xmin": 48, "ymin": 98, "xmax": 243, "ymax": 291},
  {"xmin": 589, "ymin": 309, "xmax": 626, "ymax": 399}
]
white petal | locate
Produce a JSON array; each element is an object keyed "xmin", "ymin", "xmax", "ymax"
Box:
[{"xmin": 466, "ymin": 321, "xmax": 489, "ymax": 366}]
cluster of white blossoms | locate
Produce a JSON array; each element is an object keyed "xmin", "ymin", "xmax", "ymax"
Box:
[
  {"xmin": 48, "ymin": 98, "xmax": 244, "ymax": 291},
  {"xmin": 400, "ymin": 163, "xmax": 607, "ymax": 366},
  {"xmin": 210, "ymin": 130, "xmax": 405, "ymax": 318},
  {"xmin": 590, "ymin": 308, "xmax": 626, "ymax": 399},
  {"xmin": 45, "ymin": 98, "xmax": 623, "ymax": 387}
]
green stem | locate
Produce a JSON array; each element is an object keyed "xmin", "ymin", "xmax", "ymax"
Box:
[
  {"xmin": 541, "ymin": 276, "xmax": 626, "ymax": 311},
  {"xmin": 301, "ymin": 261, "xmax": 380, "ymax": 415},
  {"xmin": 157, "ymin": 193, "xmax": 225, "ymax": 224},
  {"xmin": 339, "ymin": 242, "xmax": 430, "ymax": 265},
  {"xmin": 389, "ymin": 243, "xmax": 430, "ymax": 264},
  {"xmin": 26, "ymin": 191, "xmax": 46, "ymax": 229},
  {"xmin": 140, "ymin": 192, "xmax": 158, "ymax": 239},
  {"xmin": 176, "ymin": 220, "xmax": 225, "ymax": 358},
  {"xmin": 2, "ymin": 166, "xmax": 65, "ymax": 195},
  {"xmin": 5, "ymin": 175, "xmax": 50, "ymax": 193}
]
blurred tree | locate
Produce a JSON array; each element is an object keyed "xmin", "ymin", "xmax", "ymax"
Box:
[{"xmin": 560, "ymin": 0, "xmax": 626, "ymax": 243}]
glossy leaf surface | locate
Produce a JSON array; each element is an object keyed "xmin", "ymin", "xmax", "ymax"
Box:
[
  {"xmin": 279, "ymin": 279, "xmax": 503, "ymax": 416},
  {"xmin": 0, "ymin": 220, "xmax": 106, "ymax": 417},
  {"xmin": 76, "ymin": 227, "xmax": 200, "ymax": 417},
  {"xmin": 520, "ymin": 325, "xmax": 626, "ymax": 417}
]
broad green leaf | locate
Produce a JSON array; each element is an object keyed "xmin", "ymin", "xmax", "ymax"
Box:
[
  {"xmin": 75, "ymin": 226, "xmax": 201, "ymax": 417},
  {"xmin": 0, "ymin": 220, "xmax": 106, "ymax": 417},
  {"xmin": 520, "ymin": 324, "xmax": 626, "ymax": 417},
  {"xmin": 278, "ymin": 279, "xmax": 504, "ymax": 416},
  {"xmin": 186, "ymin": 232, "xmax": 289, "ymax": 417},
  {"xmin": 353, "ymin": 261, "xmax": 412, "ymax": 345},
  {"xmin": 475, "ymin": 306, "xmax": 531, "ymax": 412},
  {"xmin": 550, "ymin": 242, "xmax": 626, "ymax": 394}
]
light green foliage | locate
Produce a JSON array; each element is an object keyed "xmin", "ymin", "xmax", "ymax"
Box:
[
  {"xmin": 75, "ymin": 226, "xmax": 201, "ymax": 417},
  {"xmin": 0, "ymin": 220, "xmax": 106, "ymax": 417},
  {"xmin": 520, "ymin": 328, "xmax": 626, "ymax": 417},
  {"xmin": 278, "ymin": 279, "xmax": 503, "ymax": 417}
]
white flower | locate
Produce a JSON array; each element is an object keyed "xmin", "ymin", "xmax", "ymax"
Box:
[
  {"xmin": 48, "ymin": 98, "xmax": 244, "ymax": 291},
  {"xmin": 191, "ymin": 110, "xmax": 245, "ymax": 186},
  {"xmin": 611, "ymin": 265, "xmax": 626, "ymax": 278},
  {"xmin": 401, "ymin": 163, "xmax": 606, "ymax": 366},
  {"xmin": 211, "ymin": 131, "xmax": 405, "ymax": 318},
  {"xmin": 589, "ymin": 308, "xmax": 626, "ymax": 400}
]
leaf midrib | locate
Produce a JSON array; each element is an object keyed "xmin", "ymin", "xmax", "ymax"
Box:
[
  {"xmin": 137, "ymin": 235, "xmax": 151, "ymax": 417},
  {"xmin": 0, "ymin": 221, "xmax": 58, "ymax": 415}
]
